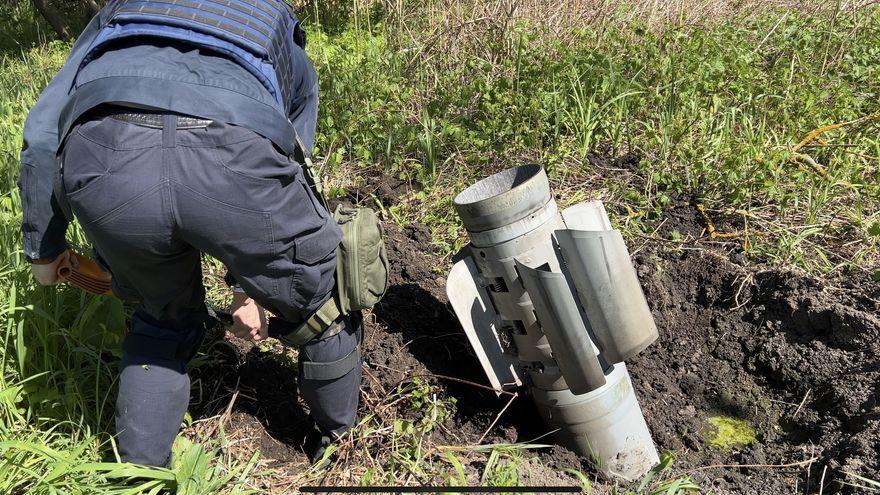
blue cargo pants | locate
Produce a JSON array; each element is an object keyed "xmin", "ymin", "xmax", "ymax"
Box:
[{"xmin": 60, "ymin": 110, "xmax": 361, "ymax": 466}]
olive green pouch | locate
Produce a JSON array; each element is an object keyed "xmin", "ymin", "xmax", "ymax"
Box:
[
  {"xmin": 274, "ymin": 134, "xmax": 389, "ymax": 348},
  {"xmin": 333, "ymin": 205, "xmax": 389, "ymax": 312}
]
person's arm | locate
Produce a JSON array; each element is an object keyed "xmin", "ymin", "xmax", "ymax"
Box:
[
  {"xmin": 287, "ymin": 46, "xmax": 319, "ymax": 156},
  {"xmin": 19, "ymin": 14, "xmax": 102, "ymax": 265}
]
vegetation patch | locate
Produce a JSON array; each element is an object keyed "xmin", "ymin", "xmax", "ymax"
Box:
[{"xmin": 703, "ymin": 415, "xmax": 756, "ymax": 450}]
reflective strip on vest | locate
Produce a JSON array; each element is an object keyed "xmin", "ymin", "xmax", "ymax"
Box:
[{"xmin": 83, "ymin": 0, "xmax": 304, "ymax": 111}]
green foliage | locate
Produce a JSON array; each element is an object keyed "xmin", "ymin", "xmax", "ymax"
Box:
[
  {"xmin": 443, "ymin": 450, "xmax": 467, "ymax": 487},
  {"xmin": 560, "ymin": 467, "xmax": 591, "ymax": 493},
  {"xmin": 403, "ymin": 376, "xmax": 456, "ymax": 432},
  {"xmin": 481, "ymin": 446, "xmax": 522, "ymax": 489},
  {"xmin": 310, "ymin": 8, "xmax": 880, "ymax": 270},
  {"xmin": 366, "ymin": 378, "xmax": 457, "ymax": 481},
  {"xmin": 615, "ymin": 452, "xmax": 700, "ymax": 495},
  {"xmin": 703, "ymin": 416, "xmax": 756, "ymax": 450},
  {"xmin": 170, "ymin": 436, "xmax": 259, "ymax": 495},
  {"xmin": 350, "ymin": 378, "xmax": 459, "ymax": 485},
  {"xmin": 0, "ymin": 2, "xmax": 47, "ymax": 55}
]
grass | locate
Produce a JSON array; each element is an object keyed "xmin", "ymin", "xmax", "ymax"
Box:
[
  {"xmin": 843, "ymin": 471, "xmax": 880, "ymax": 492},
  {"xmin": 312, "ymin": 1, "xmax": 880, "ymax": 271},
  {"xmin": 0, "ymin": 0, "xmax": 878, "ymax": 493}
]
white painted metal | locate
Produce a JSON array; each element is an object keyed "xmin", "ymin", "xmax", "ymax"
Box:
[
  {"xmin": 446, "ymin": 257, "xmax": 523, "ymax": 394},
  {"xmin": 560, "ymin": 200, "xmax": 613, "ymax": 231},
  {"xmin": 556, "ymin": 229, "xmax": 660, "ymax": 363}
]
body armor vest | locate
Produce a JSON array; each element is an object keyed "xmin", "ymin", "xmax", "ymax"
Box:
[{"xmin": 82, "ymin": 0, "xmax": 306, "ymax": 114}]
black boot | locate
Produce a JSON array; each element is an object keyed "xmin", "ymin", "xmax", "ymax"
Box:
[{"xmin": 303, "ymin": 425, "xmax": 333, "ymax": 468}]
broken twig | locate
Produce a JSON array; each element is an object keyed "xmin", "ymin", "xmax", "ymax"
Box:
[
  {"xmin": 477, "ymin": 391, "xmax": 519, "ymax": 444},
  {"xmin": 689, "ymin": 457, "xmax": 818, "ymax": 473}
]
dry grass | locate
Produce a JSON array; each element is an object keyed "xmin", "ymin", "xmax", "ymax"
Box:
[{"xmin": 351, "ymin": 0, "xmax": 874, "ymax": 36}]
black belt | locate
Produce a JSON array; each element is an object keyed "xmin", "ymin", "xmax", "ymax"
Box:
[{"xmin": 111, "ymin": 112, "xmax": 213, "ymax": 129}]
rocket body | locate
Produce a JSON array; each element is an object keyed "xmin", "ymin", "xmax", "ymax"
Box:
[{"xmin": 447, "ymin": 164, "xmax": 660, "ymax": 480}]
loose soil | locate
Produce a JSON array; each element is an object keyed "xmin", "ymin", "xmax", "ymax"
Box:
[{"xmin": 190, "ymin": 179, "xmax": 880, "ymax": 494}]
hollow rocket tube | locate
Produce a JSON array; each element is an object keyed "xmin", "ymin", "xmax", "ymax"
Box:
[{"xmin": 449, "ymin": 164, "xmax": 659, "ymax": 480}]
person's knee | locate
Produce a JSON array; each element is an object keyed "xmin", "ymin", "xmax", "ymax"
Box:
[
  {"xmin": 298, "ymin": 315, "xmax": 362, "ymax": 436},
  {"xmin": 116, "ymin": 361, "xmax": 190, "ymax": 466}
]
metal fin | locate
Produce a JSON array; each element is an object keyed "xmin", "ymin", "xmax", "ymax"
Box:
[
  {"xmin": 561, "ymin": 201, "xmax": 612, "ymax": 231},
  {"xmin": 516, "ymin": 261, "xmax": 606, "ymax": 395},
  {"xmin": 555, "ymin": 229, "xmax": 658, "ymax": 363},
  {"xmin": 446, "ymin": 257, "xmax": 522, "ymax": 394}
]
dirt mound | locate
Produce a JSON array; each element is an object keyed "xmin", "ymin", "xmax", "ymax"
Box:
[
  {"xmin": 361, "ymin": 211, "xmax": 880, "ymax": 492},
  {"xmin": 632, "ymin": 247, "xmax": 880, "ymax": 493},
  {"xmin": 370, "ymin": 216, "xmax": 880, "ymax": 493},
  {"xmin": 366, "ymin": 222, "xmax": 538, "ymax": 439},
  {"xmin": 191, "ymin": 184, "xmax": 880, "ymax": 493}
]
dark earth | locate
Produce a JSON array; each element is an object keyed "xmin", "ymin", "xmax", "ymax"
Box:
[{"xmin": 189, "ymin": 174, "xmax": 880, "ymax": 494}]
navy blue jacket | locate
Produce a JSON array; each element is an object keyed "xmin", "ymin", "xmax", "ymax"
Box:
[{"xmin": 19, "ymin": 11, "xmax": 318, "ymax": 261}]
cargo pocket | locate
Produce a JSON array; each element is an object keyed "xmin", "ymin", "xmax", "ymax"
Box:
[
  {"xmin": 294, "ymin": 219, "xmax": 341, "ymax": 264},
  {"xmin": 61, "ymin": 132, "xmax": 112, "ymax": 198},
  {"xmin": 290, "ymin": 218, "xmax": 342, "ymax": 311},
  {"xmin": 357, "ymin": 226, "xmax": 389, "ymax": 304},
  {"xmin": 208, "ymin": 127, "xmax": 301, "ymax": 184}
]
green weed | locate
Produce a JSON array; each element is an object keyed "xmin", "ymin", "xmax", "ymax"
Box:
[
  {"xmin": 481, "ymin": 446, "xmax": 523, "ymax": 488},
  {"xmin": 625, "ymin": 452, "xmax": 701, "ymax": 495},
  {"xmin": 314, "ymin": 6, "xmax": 880, "ymax": 271}
]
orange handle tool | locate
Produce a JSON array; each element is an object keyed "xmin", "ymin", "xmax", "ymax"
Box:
[{"xmin": 57, "ymin": 249, "xmax": 114, "ymax": 296}]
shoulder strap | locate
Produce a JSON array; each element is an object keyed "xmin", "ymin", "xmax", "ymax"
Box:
[{"xmin": 293, "ymin": 131, "xmax": 331, "ymax": 213}]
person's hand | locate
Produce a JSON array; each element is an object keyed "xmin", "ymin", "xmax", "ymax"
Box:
[
  {"xmin": 30, "ymin": 250, "xmax": 72, "ymax": 286},
  {"xmin": 229, "ymin": 292, "xmax": 268, "ymax": 341}
]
